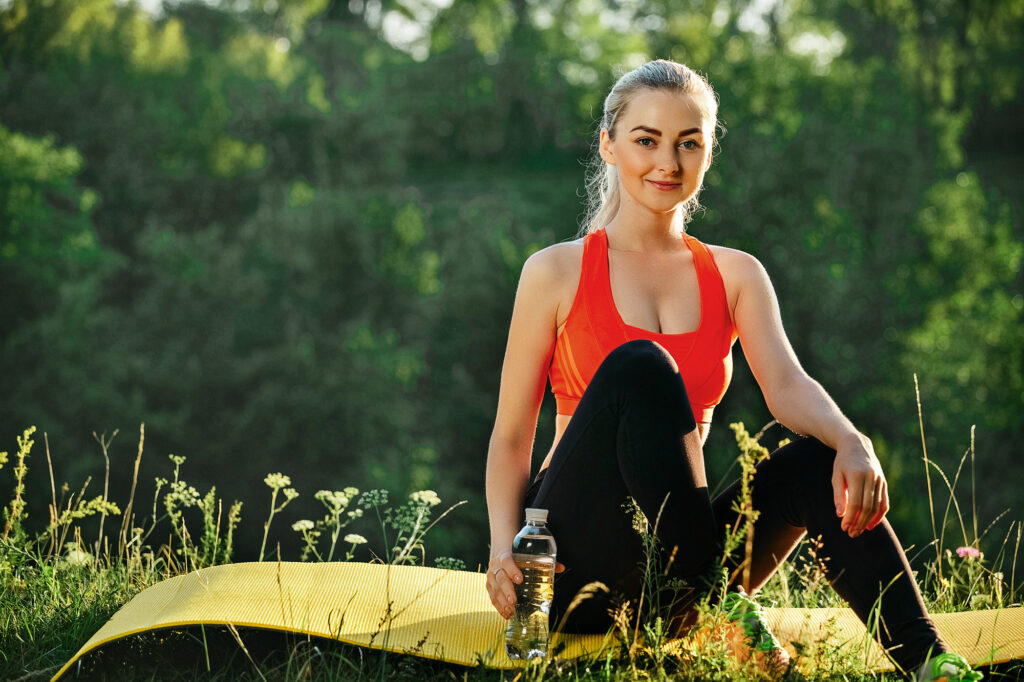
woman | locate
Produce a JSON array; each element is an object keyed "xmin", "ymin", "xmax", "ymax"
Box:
[{"xmin": 484, "ymin": 59, "xmax": 980, "ymax": 681}]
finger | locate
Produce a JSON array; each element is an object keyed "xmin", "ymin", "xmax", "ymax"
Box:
[
  {"xmin": 867, "ymin": 479, "xmax": 889, "ymax": 531},
  {"xmin": 488, "ymin": 555, "xmax": 517, "ymax": 617},
  {"xmin": 497, "ymin": 569, "xmax": 518, "ymax": 615},
  {"xmin": 858, "ymin": 477, "xmax": 880, "ymax": 534},
  {"xmin": 844, "ymin": 478, "xmax": 864, "ymax": 534},
  {"xmin": 832, "ymin": 466, "xmax": 846, "ymax": 517},
  {"xmin": 490, "ymin": 572, "xmax": 515, "ymax": 618},
  {"xmin": 502, "ymin": 553, "xmax": 523, "ymax": 585},
  {"xmin": 854, "ymin": 477, "xmax": 879, "ymax": 535},
  {"xmin": 486, "ymin": 576, "xmax": 507, "ymax": 617},
  {"xmin": 555, "ymin": 561, "xmax": 566, "ymax": 574}
]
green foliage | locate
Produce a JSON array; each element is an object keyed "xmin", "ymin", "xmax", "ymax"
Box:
[
  {"xmin": 0, "ymin": 426, "xmax": 472, "ymax": 679},
  {"xmin": 0, "ymin": 424, "xmax": 1017, "ymax": 680},
  {"xmin": 0, "ymin": 0, "xmax": 1020, "ymax": 568}
]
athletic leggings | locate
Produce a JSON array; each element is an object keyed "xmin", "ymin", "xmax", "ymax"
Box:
[{"xmin": 523, "ymin": 339, "xmax": 948, "ymax": 672}]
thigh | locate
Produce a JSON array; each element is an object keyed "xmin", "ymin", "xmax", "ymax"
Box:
[{"xmin": 527, "ymin": 404, "xmax": 648, "ymax": 633}]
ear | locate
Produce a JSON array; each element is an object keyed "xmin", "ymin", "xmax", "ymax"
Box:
[{"xmin": 598, "ymin": 128, "xmax": 616, "ymax": 166}]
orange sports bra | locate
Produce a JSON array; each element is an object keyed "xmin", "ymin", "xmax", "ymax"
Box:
[{"xmin": 548, "ymin": 228, "xmax": 738, "ymax": 426}]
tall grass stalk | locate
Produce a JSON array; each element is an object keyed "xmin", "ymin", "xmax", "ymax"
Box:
[
  {"xmin": 43, "ymin": 432, "xmax": 57, "ymax": 555},
  {"xmin": 915, "ymin": 374, "xmax": 941, "ymax": 580},
  {"xmin": 91, "ymin": 429, "xmax": 117, "ymax": 561},
  {"xmin": 117, "ymin": 423, "xmax": 144, "ymax": 563}
]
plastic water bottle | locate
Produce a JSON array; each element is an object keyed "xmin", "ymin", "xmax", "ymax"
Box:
[{"xmin": 504, "ymin": 507, "xmax": 558, "ymax": 660}]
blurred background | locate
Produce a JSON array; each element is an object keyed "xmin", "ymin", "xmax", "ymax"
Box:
[{"xmin": 1, "ymin": 0, "xmax": 1021, "ymax": 568}]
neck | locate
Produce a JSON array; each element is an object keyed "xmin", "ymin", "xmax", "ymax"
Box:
[{"xmin": 603, "ymin": 208, "xmax": 686, "ymax": 253}]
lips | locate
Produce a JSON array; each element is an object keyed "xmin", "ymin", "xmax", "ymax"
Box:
[{"xmin": 648, "ymin": 180, "xmax": 681, "ymax": 191}]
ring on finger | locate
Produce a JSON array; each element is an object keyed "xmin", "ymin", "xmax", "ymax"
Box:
[{"xmin": 493, "ymin": 566, "xmax": 505, "ymax": 577}]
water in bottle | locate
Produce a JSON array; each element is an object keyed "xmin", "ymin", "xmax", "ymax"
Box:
[{"xmin": 505, "ymin": 507, "xmax": 558, "ymax": 660}]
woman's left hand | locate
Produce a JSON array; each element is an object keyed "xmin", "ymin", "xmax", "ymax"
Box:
[{"xmin": 831, "ymin": 432, "xmax": 889, "ymax": 538}]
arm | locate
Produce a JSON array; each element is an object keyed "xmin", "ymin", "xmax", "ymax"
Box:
[
  {"xmin": 728, "ymin": 252, "xmax": 889, "ymax": 538},
  {"xmin": 485, "ymin": 248, "xmax": 562, "ymax": 618}
]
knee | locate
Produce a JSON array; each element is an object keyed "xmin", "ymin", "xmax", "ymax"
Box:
[
  {"xmin": 599, "ymin": 340, "xmax": 681, "ymax": 388},
  {"xmin": 584, "ymin": 340, "xmax": 694, "ymax": 420}
]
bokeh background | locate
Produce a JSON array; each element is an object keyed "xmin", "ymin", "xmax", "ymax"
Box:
[{"xmin": 1, "ymin": 0, "xmax": 1021, "ymax": 569}]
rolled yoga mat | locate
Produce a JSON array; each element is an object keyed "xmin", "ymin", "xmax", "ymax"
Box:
[{"xmin": 52, "ymin": 561, "xmax": 1023, "ymax": 680}]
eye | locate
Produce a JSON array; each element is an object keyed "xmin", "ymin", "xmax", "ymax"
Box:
[
  {"xmin": 636, "ymin": 137, "xmax": 655, "ymax": 147},
  {"xmin": 679, "ymin": 139, "xmax": 700, "ymax": 150}
]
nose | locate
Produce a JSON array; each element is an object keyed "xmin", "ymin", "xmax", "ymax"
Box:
[{"xmin": 659, "ymin": 148, "xmax": 680, "ymax": 174}]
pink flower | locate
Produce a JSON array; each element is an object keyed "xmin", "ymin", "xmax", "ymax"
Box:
[{"xmin": 956, "ymin": 546, "xmax": 981, "ymax": 559}]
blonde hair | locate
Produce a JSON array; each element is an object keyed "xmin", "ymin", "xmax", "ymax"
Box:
[{"xmin": 580, "ymin": 59, "xmax": 722, "ymax": 236}]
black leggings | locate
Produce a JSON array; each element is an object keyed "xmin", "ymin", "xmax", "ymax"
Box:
[{"xmin": 524, "ymin": 339, "xmax": 947, "ymax": 671}]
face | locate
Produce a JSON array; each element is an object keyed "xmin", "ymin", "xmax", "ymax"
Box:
[{"xmin": 599, "ymin": 89, "xmax": 712, "ymax": 215}]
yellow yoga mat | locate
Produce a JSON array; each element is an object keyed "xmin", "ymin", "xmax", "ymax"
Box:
[{"xmin": 52, "ymin": 561, "xmax": 1023, "ymax": 680}]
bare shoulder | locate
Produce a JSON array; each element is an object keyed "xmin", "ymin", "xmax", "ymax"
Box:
[
  {"xmin": 522, "ymin": 238, "xmax": 583, "ymax": 279},
  {"xmin": 705, "ymin": 243, "xmax": 768, "ymax": 282},
  {"xmin": 704, "ymin": 244, "xmax": 772, "ymax": 311},
  {"xmin": 519, "ymin": 238, "xmax": 585, "ymax": 325}
]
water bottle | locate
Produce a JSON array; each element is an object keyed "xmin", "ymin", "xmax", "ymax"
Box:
[{"xmin": 504, "ymin": 507, "xmax": 558, "ymax": 660}]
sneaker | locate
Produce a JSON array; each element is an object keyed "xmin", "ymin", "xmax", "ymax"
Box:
[
  {"xmin": 721, "ymin": 590, "xmax": 790, "ymax": 676},
  {"xmin": 915, "ymin": 652, "xmax": 983, "ymax": 682}
]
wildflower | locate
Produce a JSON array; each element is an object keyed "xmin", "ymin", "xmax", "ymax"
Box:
[
  {"xmin": 283, "ymin": 487, "xmax": 299, "ymax": 501},
  {"xmin": 358, "ymin": 489, "xmax": 388, "ymax": 509},
  {"xmin": 315, "ymin": 490, "xmax": 351, "ymax": 509},
  {"xmin": 343, "ymin": 486, "xmax": 360, "ymax": 497},
  {"xmin": 956, "ymin": 546, "xmax": 981, "ymax": 559},
  {"xmin": 169, "ymin": 454, "xmax": 186, "ymax": 466},
  {"xmin": 292, "ymin": 520, "xmax": 315, "ymax": 532},
  {"xmin": 344, "ymin": 533, "xmax": 367, "ymax": 545},
  {"xmin": 166, "ymin": 480, "xmax": 200, "ymax": 509},
  {"xmin": 410, "ymin": 490, "xmax": 441, "ymax": 507},
  {"xmin": 264, "ymin": 473, "xmax": 291, "ymax": 491}
]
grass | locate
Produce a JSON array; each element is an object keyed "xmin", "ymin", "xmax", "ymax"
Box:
[{"xmin": 1, "ymin": 407, "xmax": 1022, "ymax": 681}]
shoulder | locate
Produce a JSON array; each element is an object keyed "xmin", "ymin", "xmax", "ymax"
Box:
[
  {"xmin": 522, "ymin": 238, "xmax": 584, "ymax": 276},
  {"xmin": 518, "ymin": 237, "xmax": 585, "ymax": 291},
  {"xmin": 517, "ymin": 237, "xmax": 585, "ymax": 325},
  {"xmin": 704, "ymin": 243, "xmax": 769, "ymax": 284},
  {"xmin": 703, "ymin": 244, "xmax": 774, "ymax": 311}
]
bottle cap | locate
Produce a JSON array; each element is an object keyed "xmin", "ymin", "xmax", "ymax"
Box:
[{"xmin": 525, "ymin": 508, "xmax": 548, "ymax": 524}]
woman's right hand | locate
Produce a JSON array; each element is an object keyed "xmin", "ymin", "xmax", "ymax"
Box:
[{"xmin": 487, "ymin": 549, "xmax": 523, "ymax": 619}]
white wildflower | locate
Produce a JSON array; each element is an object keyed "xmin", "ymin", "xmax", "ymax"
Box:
[
  {"xmin": 409, "ymin": 490, "xmax": 441, "ymax": 507},
  {"xmin": 344, "ymin": 533, "xmax": 367, "ymax": 545},
  {"xmin": 315, "ymin": 490, "xmax": 350, "ymax": 508},
  {"xmin": 264, "ymin": 473, "xmax": 291, "ymax": 490}
]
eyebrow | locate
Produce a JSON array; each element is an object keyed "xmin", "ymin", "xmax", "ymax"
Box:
[{"xmin": 629, "ymin": 125, "xmax": 702, "ymax": 137}]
